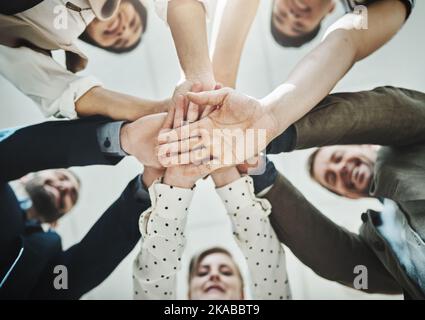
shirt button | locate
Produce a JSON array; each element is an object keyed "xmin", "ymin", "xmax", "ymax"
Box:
[{"xmin": 104, "ymin": 138, "xmax": 111, "ymax": 148}]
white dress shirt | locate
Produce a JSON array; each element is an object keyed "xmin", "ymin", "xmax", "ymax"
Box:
[
  {"xmin": 16, "ymin": 0, "xmax": 96, "ymax": 46},
  {"xmin": 133, "ymin": 176, "xmax": 291, "ymax": 300},
  {"xmin": 0, "ymin": 0, "xmax": 102, "ymax": 119},
  {"xmin": 154, "ymin": 0, "xmax": 211, "ymax": 23},
  {"xmin": 0, "ymin": 45, "xmax": 102, "ymax": 119}
]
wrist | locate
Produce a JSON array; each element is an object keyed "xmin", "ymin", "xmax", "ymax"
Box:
[
  {"xmin": 212, "ymin": 167, "xmax": 240, "ymax": 188},
  {"xmin": 142, "ymin": 167, "xmax": 164, "ymax": 188},
  {"xmin": 185, "ymin": 71, "xmax": 215, "ymax": 88},
  {"xmin": 163, "ymin": 171, "xmax": 196, "ymax": 189},
  {"xmin": 259, "ymin": 98, "xmax": 288, "ymax": 145},
  {"xmin": 159, "ymin": 98, "xmax": 172, "ymax": 113},
  {"xmin": 119, "ymin": 123, "xmax": 133, "ymax": 155}
]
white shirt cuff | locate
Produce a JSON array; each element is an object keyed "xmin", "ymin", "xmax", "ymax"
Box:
[{"xmin": 53, "ymin": 75, "xmax": 103, "ymax": 119}]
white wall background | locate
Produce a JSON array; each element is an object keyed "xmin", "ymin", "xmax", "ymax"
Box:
[{"xmin": 1, "ymin": 0, "xmax": 424, "ymax": 300}]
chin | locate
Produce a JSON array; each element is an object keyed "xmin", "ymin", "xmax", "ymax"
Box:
[{"xmin": 201, "ymin": 292, "xmax": 227, "ymax": 300}]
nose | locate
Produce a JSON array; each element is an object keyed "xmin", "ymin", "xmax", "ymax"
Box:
[
  {"xmin": 209, "ymin": 272, "xmax": 221, "ymax": 282},
  {"xmin": 117, "ymin": 21, "xmax": 132, "ymax": 39},
  {"xmin": 57, "ymin": 180, "xmax": 73, "ymax": 193},
  {"xmin": 340, "ymin": 164, "xmax": 349, "ymax": 179},
  {"xmin": 288, "ymin": 8, "xmax": 301, "ymax": 19},
  {"xmin": 329, "ymin": 161, "xmax": 346, "ymax": 179}
]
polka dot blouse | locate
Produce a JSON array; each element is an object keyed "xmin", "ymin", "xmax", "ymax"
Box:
[{"xmin": 133, "ymin": 176, "xmax": 291, "ymax": 300}]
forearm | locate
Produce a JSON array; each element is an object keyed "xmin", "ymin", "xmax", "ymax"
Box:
[
  {"xmin": 167, "ymin": 0, "xmax": 213, "ymax": 81},
  {"xmin": 33, "ymin": 175, "xmax": 150, "ymax": 299},
  {"xmin": 133, "ymin": 181, "xmax": 194, "ymax": 299},
  {"xmin": 262, "ymin": 0, "xmax": 406, "ymax": 143},
  {"xmin": 265, "ymin": 173, "xmax": 402, "ymax": 294},
  {"xmin": 211, "ymin": 0, "xmax": 259, "ymax": 88},
  {"xmin": 0, "ymin": 117, "xmax": 119, "ymax": 182},
  {"xmin": 293, "ymin": 87, "xmax": 425, "ymax": 150},
  {"xmin": 216, "ymin": 175, "xmax": 291, "ymax": 299},
  {"xmin": 262, "ymin": 30, "xmax": 356, "ymax": 141},
  {"xmin": 76, "ymin": 87, "xmax": 168, "ymax": 122}
]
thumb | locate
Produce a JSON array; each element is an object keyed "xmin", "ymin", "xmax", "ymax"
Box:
[{"xmin": 186, "ymin": 88, "xmax": 231, "ymax": 107}]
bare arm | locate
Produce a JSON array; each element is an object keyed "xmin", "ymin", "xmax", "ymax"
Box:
[
  {"xmin": 167, "ymin": 0, "xmax": 214, "ymax": 85},
  {"xmin": 75, "ymin": 87, "xmax": 170, "ymax": 122},
  {"xmin": 263, "ymin": 0, "xmax": 408, "ymax": 140},
  {"xmin": 211, "ymin": 0, "xmax": 260, "ymax": 88}
]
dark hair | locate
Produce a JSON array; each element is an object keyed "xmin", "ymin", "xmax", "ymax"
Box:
[
  {"xmin": 270, "ymin": 13, "xmax": 321, "ymax": 48},
  {"xmin": 307, "ymin": 148, "xmax": 343, "ymax": 197},
  {"xmin": 79, "ymin": 0, "xmax": 148, "ymax": 53},
  {"xmin": 24, "ymin": 174, "xmax": 64, "ymax": 223},
  {"xmin": 307, "ymin": 148, "xmax": 320, "ymax": 181},
  {"xmin": 188, "ymin": 247, "xmax": 244, "ymax": 287}
]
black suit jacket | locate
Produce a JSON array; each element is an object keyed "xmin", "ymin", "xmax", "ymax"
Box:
[
  {"xmin": 0, "ymin": 1, "xmax": 45, "ymax": 15},
  {"xmin": 0, "ymin": 117, "xmax": 151, "ymax": 299}
]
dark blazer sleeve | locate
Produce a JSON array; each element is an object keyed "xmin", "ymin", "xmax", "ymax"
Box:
[
  {"xmin": 0, "ymin": 116, "xmax": 121, "ymax": 182},
  {"xmin": 30, "ymin": 175, "xmax": 151, "ymax": 299},
  {"xmin": 268, "ymin": 86, "xmax": 425, "ymax": 152},
  {"xmin": 265, "ymin": 173, "xmax": 402, "ymax": 295},
  {"xmin": 0, "ymin": 1, "xmax": 44, "ymax": 15}
]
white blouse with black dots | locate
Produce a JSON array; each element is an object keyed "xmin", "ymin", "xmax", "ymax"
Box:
[{"xmin": 133, "ymin": 176, "xmax": 291, "ymax": 300}]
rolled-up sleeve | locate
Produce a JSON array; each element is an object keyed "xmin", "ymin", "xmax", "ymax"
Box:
[
  {"xmin": 0, "ymin": 45, "xmax": 102, "ymax": 119},
  {"xmin": 154, "ymin": 0, "xmax": 211, "ymax": 23}
]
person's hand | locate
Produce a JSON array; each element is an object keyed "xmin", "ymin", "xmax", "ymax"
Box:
[
  {"xmin": 161, "ymin": 94, "xmax": 219, "ymax": 188},
  {"xmin": 157, "ymin": 88, "xmax": 277, "ymax": 168},
  {"xmin": 119, "ymin": 83, "xmax": 209, "ymax": 168},
  {"xmin": 172, "ymin": 77, "xmax": 222, "ymax": 119},
  {"xmin": 120, "ymin": 112, "xmax": 168, "ymax": 168}
]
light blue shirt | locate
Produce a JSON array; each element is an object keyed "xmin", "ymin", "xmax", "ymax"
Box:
[{"xmin": 377, "ymin": 199, "xmax": 425, "ymax": 294}]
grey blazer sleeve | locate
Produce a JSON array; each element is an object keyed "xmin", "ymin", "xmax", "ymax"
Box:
[
  {"xmin": 292, "ymin": 86, "xmax": 425, "ymax": 150},
  {"xmin": 265, "ymin": 173, "xmax": 402, "ymax": 295}
]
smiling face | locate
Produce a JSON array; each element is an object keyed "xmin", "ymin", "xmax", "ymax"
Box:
[
  {"xmin": 85, "ymin": 0, "xmax": 145, "ymax": 51},
  {"xmin": 23, "ymin": 169, "xmax": 80, "ymax": 223},
  {"xmin": 311, "ymin": 145, "xmax": 378, "ymax": 199},
  {"xmin": 189, "ymin": 252, "xmax": 244, "ymax": 300},
  {"xmin": 271, "ymin": 0, "xmax": 335, "ymax": 45}
]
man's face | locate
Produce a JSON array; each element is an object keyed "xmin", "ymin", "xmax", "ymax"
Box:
[
  {"xmin": 24, "ymin": 169, "xmax": 80, "ymax": 222},
  {"xmin": 189, "ymin": 253, "xmax": 244, "ymax": 300},
  {"xmin": 272, "ymin": 0, "xmax": 335, "ymax": 37},
  {"xmin": 312, "ymin": 145, "xmax": 378, "ymax": 199},
  {"xmin": 86, "ymin": 1, "xmax": 143, "ymax": 50}
]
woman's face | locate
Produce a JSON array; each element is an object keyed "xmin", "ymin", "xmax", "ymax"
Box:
[
  {"xmin": 85, "ymin": 1, "xmax": 143, "ymax": 50},
  {"xmin": 189, "ymin": 253, "xmax": 244, "ymax": 300}
]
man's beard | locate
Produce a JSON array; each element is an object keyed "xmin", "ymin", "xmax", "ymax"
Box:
[{"xmin": 24, "ymin": 176, "xmax": 60, "ymax": 223}]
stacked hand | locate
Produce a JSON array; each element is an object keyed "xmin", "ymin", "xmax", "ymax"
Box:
[{"xmin": 157, "ymin": 88, "xmax": 277, "ymax": 171}]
